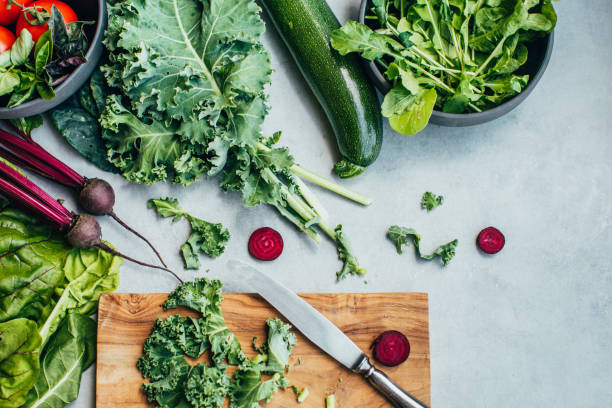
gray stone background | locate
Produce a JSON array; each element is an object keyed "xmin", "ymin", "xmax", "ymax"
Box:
[{"xmin": 27, "ymin": 0, "xmax": 611, "ymax": 406}]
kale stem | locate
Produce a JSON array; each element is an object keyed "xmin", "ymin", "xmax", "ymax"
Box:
[
  {"xmin": 256, "ymin": 143, "xmax": 372, "ymax": 206},
  {"xmin": 290, "ymin": 165, "xmax": 373, "ymax": 206},
  {"xmin": 293, "ymin": 175, "xmax": 329, "ymax": 222}
]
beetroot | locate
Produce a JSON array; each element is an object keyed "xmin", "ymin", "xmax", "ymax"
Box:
[
  {"xmin": 372, "ymin": 330, "xmax": 410, "ymax": 367},
  {"xmin": 0, "ymin": 129, "xmax": 167, "ymax": 267},
  {"xmin": 477, "ymin": 226, "xmax": 505, "ymax": 254},
  {"xmin": 0, "ymin": 159, "xmax": 182, "ymax": 283},
  {"xmin": 248, "ymin": 227, "xmax": 284, "ymax": 261}
]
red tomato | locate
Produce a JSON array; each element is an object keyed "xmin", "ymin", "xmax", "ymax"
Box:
[
  {"xmin": 16, "ymin": 0, "xmax": 77, "ymax": 43},
  {"xmin": 0, "ymin": 25, "xmax": 16, "ymax": 53},
  {"xmin": 0, "ymin": 0, "xmax": 31, "ymax": 26}
]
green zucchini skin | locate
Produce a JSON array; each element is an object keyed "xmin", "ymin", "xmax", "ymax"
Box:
[{"xmin": 262, "ymin": 0, "xmax": 382, "ymax": 175}]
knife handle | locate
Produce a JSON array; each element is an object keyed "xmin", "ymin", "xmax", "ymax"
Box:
[{"xmin": 354, "ymin": 356, "xmax": 429, "ymax": 408}]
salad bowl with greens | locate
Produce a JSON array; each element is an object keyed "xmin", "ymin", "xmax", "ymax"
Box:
[{"xmin": 332, "ymin": 0, "xmax": 557, "ymax": 133}]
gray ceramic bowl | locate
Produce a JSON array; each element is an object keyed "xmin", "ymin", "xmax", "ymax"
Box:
[
  {"xmin": 0, "ymin": 0, "xmax": 107, "ymax": 119},
  {"xmin": 359, "ymin": 0, "xmax": 554, "ymax": 127}
]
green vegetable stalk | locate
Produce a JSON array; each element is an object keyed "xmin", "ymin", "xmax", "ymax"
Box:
[{"xmin": 331, "ymin": 0, "xmax": 558, "ymax": 135}]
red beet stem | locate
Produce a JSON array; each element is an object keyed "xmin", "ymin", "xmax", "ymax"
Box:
[
  {"xmin": 372, "ymin": 330, "xmax": 410, "ymax": 367},
  {"xmin": 0, "ymin": 130, "xmax": 84, "ymax": 188},
  {"xmin": 0, "ymin": 177, "xmax": 71, "ymax": 229},
  {"xmin": 248, "ymin": 227, "xmax": 284, "ymax": 261},
  {"xmin": 0, "ymin": 160, "xmax": 72, "ymax": 227},
  {"xmin": 96, "ymin": 242, "xmax": 183, "ymax": 283},
  {"xmin": 477, "ymin": 227, "xmax": 505, "ymax": 254}
]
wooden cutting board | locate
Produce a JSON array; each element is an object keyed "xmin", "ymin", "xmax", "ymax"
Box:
[{"xmin": 96, "ymin": 293, "xmax": 430, "ymax": 408}]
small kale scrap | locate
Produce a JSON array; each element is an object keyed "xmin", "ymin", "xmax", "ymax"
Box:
[
  {"xmin": 138, "ymin": 278, "xmax": 297, "ymax": 408},
  {"xmin": 388, "ymin": 225, "xmax": 458, "ymax": 266},
  {"xmin": 148, "ymin": 198, "xmax": 230, "ymax": 270},
  {"xmin": 421, "ymin": 192, "xmax": 444, "ymax": 211}
]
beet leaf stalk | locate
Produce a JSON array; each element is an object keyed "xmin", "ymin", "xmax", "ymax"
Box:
[
  {"xmin": 0, "ymin": 128, "xmax": 168, "ymax": 268},
  {"xmin": 0, "ymin": 159, "xmax": 183, "ymax": 283}
]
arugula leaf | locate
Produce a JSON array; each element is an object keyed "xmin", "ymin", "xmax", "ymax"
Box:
[
  {"xmin": 148, "ymin": 197, "xmax": 230, "ymax": 269},
  {"xmin": 331, "ymin": 0, "xmax": 557, "ymax": 132},
  {"xmin": 23, "ymin": 313, "xmax": 97, "ymax": 408},
  {"xmin": 421, "ymin": 191, "xmax": 444, "ymax": 211},
  {"xmin": 388, "ymin": 225, "xmax": 458, "ymax": 266},
  {"xmin": 0, "ymin": 318, "xmax": 41, "ymax": 408}
]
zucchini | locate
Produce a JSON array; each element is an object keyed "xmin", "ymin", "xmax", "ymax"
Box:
[{"xmin": 262, "ymin": 0, "xmax": 382, "ymax": 178}]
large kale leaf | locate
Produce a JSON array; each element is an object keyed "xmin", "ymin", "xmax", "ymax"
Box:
[{"xmin": 102, "ymin": 0, "xmax": 271, "ymax": 185}]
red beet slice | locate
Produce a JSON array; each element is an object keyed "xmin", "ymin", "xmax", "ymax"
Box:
[
  {"xmin": 248, "ymin": 227, "xmax": 284, "ymax": 261},
  {"xmin": 477, "ymin": 226, "xmax": 505, "ymax": 254},
  {"xmin": 372, "ymin": 330, "xmax": 410, "ymax": 367}
]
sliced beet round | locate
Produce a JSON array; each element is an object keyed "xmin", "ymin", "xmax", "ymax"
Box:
[
  {"xmin": 372, "ymin": 330, "xmax": 410, "ymax": 367},
  {"xmin": 477, "ymin": 226, "xmax": 505, "ymax": 254},
  {"xmin": 248, "ymin": 227, "xmax": 284, "ymax": 261}
]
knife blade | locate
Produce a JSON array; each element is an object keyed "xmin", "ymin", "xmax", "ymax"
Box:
[{"xmin": 227, "ymin": 260, "xmax": 429, "ymax": 408}]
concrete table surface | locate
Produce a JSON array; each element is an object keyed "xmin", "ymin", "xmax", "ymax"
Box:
[{"xmin": 23, "ymin": 0, "xmax": 611, "ymax": 407}]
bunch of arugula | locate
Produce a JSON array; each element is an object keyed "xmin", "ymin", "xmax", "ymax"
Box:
[
  {"xmin": 0, "ymin": 201, "xmax": 121, "ymax": 408},
  {"xmin": 138, "ymin": 278, "xmax": 296, "ymax": 408},
  {"xmin": 331, "ymin": 0, "xmax": 557, "ymax": 135},
  {"xmin": 0, "ymin": 6, "xmax": 92, "ymax": 107},
  {"xmin": 89, "ymin": 0, "xmax": 368, "ymax": 280}
]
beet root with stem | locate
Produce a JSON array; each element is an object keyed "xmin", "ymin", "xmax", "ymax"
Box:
[{"xmin": 66, "ymin": 214, "xmax": 183, "ymax": 283}]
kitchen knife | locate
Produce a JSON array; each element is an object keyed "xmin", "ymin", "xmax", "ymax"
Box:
[{"xmin": 227, "ymin": 260, "xmax": 429, "ymax": 408}]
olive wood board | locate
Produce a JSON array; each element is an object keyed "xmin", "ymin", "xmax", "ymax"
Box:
[{"xmin": 96, "ymin": 292, "xmax": 430, "ymax": 407}]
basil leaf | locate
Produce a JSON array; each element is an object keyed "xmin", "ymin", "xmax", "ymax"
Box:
[{"xmin": 0, "ymin": 71, "xmax": 20, "ymax": 96}]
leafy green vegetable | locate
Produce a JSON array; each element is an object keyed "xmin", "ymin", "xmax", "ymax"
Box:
[
  {"xmin": 331, "ymin": 0, "xmax": 557, "ymax": 135},
  {"xmin": 388, "ymin": 225, "xmax": 458, "ymax": 265},
  {"xmin": 421, "ymin": 191, "xmax": 444, "ymax": 211},
  {"xmin": 335, "ymin": 225, "xmax": 367, "ymax": 281},
  {"xmin": 44, "ymin": 7, "xmax": 91, "ymax": 78},
  {"xmin": 9, "ymin": 115, "xmax": 43, "ymax": 138},
  {"xmin": 229, "ymin": 370, "xmax": 286, "ymax": 408},
  {"xmin": 88, "ymin": 0, "xmax": 367, "ymax": 281},
  {"xmin": 0, "ymin": 205, "xmax": 121, "ymax": 408},
  {"xmin": 148, "ymin": 197, "xmax": 230, "ymax": 269},
  {"xmin": 0, "ymin": 318, "xmax": 41, "ymax": 408},
  {"xmin": 139, "ymin": 278, "xmax": 295, "ymax": 408},
  {"xmin": 23, "ymin": 313, "xmax": 96, "ymax": 408}
]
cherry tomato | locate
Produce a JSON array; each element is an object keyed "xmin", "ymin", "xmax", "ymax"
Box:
[
  {"xmin": 16, "ymin": 0, "xmax": 77, "ymax": 43},
  {"xmin": 0, "ymin": 25, "xmax": 16, "ymax": 53},
  {"xmin": 0, "ymin": 0, "xmax": 31, "ymax": 26}
]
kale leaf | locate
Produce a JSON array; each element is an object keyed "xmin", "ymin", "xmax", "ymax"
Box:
[
  {"xmin": 421, "ymin": 191, "xmax": 444, "ymax": 211},
  {"xmin": 139, "ymin": 278, "xmax": 296, "ymax": 408},
  {"xmin": 148, "ymin": 198, "xmax": 230, "ymax": 269},
  {"xmin": 388, "ymin": 225, "xmax": 458, "ymax": 266}
]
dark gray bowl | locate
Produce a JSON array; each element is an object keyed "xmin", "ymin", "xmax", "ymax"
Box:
[
  {"xmin": 0, "ymin": 0, "xmax": 107, "ymax": 119},
  {"xmin": 359, "ymin": 0, "xmax": 554, "ymax": 127}
]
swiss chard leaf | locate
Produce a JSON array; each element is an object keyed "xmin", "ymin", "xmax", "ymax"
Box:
[
  {"xmin": 23, "ymin": 313, "xmax": 97, "ymax": 408},
  {"xmin": 0, "ymin": 318, "xmax": 42, "ymax": 408}
]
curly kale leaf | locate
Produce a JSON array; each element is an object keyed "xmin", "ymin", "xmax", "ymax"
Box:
[
  {"xmin": 421, "ymin": 192, "xmax": 444, "ymax": 211},
  {"xmin": 102, "ymin": 0, "xmax": 271, "ymax": 185},
  {"xmin": 184, "ymin": 364, "xmax": 230, "ymax": 408},
  {"xmin": 149, "ymin": 198, "xmax": 230, "ymax": 269},
  {"xmin": 230, "ymin": 369, "xmax": 287, "ymax": 408},
  {"xmin": 335, "ymin": 225, "xmax": 367, "ymax": 281},
  {"xmin": 264, "ymin": 318, "xmax": 297, "ymax": 374},
  {"xmin": 388, "ymin": 226, "xmax": 458, "ymax": 266}
]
